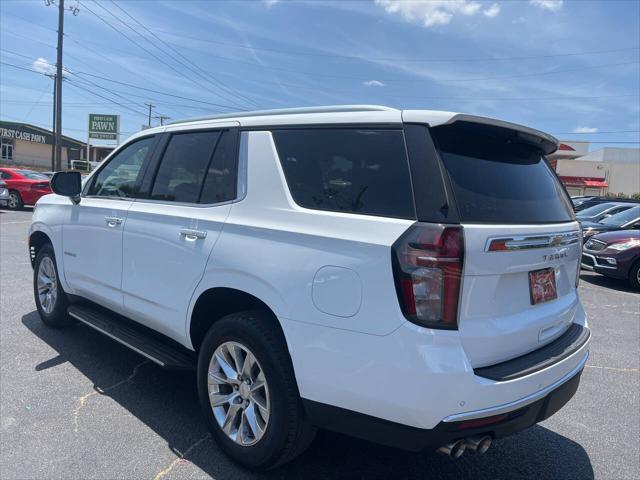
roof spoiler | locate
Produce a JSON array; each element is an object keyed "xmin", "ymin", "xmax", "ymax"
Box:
[{"xmin": 440, "ymin": 114, "xmax": 559, "ymax": 155}]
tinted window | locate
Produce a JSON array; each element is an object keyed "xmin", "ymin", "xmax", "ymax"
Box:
[
  {"xmin": 200, "ymin": 130, "xmax": 238, "ymax": 204},
  {"xmin": 600, "ymin": 206, "xmax": 640, "ymax": 226},
  {"xmin": 431, "ymin": 124, "xmax": 574, "ymax": 223},
  {"xmin": 577, "ymin": 203, "xmax": 621, "ymax": 217},
  {"xmin": 272, "ymin": 129, "xmax": 415, "ymax": 219},
  {"xmin": 151, "ymin": 131, "xmax": 220, "ymax": 203},
  {"xmin": 0, "ymin": 171, "xmax": 11, "ymax": 179},
  {"xmin": 89, "ymin": 137, "xmax": 154, "ymax": 198}
]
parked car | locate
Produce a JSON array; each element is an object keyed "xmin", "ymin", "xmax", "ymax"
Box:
[
  {"xmin": 29, "ymin": 106, "xmax": 589, "ymax": 469},
  {"xmin": 574, "ymin": 196, "xmax": 639, "ymax": 213},
  {"xmin": 576, "ymin": 202, "xmax": 634, "ymax": 223},
  {"xmin": 581, "ymin": 205, "xmax": 640, "ymax": 239},
  {"xmin": 0, "ymin": 167, "xmax": 52, "ymax": 210},
  {"xmin": 571, "ymin": 196, "xmax": 595, "ymax": 209},
  {"xmin": 582, "ymin": 230, "xmax": 640, "ymax": 289},
  {"xmin": 0, "ymin": 179, "xmax": 9, "ymax": 207}
]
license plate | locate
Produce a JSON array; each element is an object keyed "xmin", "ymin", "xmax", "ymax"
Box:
[{"xmin": 529, "ymin": 267, "xmax": 557, "ymax": 305}]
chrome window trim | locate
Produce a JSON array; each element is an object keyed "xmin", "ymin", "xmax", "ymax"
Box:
[{"xmin": 485, "ymin": 230, "xmax": 581, "ymax": 252}]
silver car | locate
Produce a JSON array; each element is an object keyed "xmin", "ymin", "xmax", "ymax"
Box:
[{"xmin": 0, "ymin": 179, "xmax": 10, "ymax": 207}]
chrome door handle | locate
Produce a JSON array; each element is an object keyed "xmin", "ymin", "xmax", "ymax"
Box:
[
  {"xmin": 179, "ymin": 228, "xmax": 207, "ymax": 241},
  {"xmin": 105, "ymin": 216, "xmax": 123, "ymax": 227}
]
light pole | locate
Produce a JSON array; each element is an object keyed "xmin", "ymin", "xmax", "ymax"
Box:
[{"xmin": 54, "ymin": 0, "xmax": 64, "ymax": 170}]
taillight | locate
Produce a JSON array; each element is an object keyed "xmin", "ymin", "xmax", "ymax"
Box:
[
  {"xmin": 392, "ymin": 223, "xmax": 464, "ymax": 329},
  {"xmin": 31, "ymin": 182, "xmax": 50, "ymax": 190}
]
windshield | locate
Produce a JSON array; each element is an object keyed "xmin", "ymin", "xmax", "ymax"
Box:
[
  {"xmin": 600, "ymin": 206, "xmax": 640, "ymax": 226},
  {"xmin": 577, "ymin": 203, "xmax": 621, "ymax": 217},
  {"xmin": 16, "ymin": 170, "xmax": 49, "ymax": 180}
]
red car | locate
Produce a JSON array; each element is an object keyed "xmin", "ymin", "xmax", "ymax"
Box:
[{"xmin": 0, "ymin": 168, "xmax": 52, "ymax": 210}]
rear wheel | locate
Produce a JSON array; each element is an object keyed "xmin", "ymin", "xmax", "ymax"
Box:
[
  {"xmin": 7, "ymin": 190, "xmax": 23, "ymax": 210},
  {"xmin": 629, "ymin": 260, "xmax": 640, "ymax": 290},
  {"xmin": 33, "ymin": 244, "xmax": 72, "ymax": 327},
  {"xmin": 197, "ymin": 310, "xmax": 315, "ymax": 470}
]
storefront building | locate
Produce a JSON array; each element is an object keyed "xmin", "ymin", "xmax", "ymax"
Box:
[
  {"xmin": 0, "ymin": 120, "xmax": 86, "ymax": 170},
  {"xmin": 549, "ymin": 140, "xmax": 640, "ymax": 197}
]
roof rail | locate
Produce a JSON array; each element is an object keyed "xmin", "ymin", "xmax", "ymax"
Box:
[{"xmin": 167, "ymin": 105, "xmax": 396, "ymax": 125}]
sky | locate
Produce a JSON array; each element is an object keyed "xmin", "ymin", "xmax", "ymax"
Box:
[{"xmin": 0, "ymin": 0, "xmax": 639, "ymax": 150}]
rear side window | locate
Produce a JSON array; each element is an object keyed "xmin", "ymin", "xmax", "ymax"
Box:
[
  {"xmin": 272, "ymin": 128, "xmax": 415, "ymax": 219},
  {"xmin": 431, "ymin": 123, "xmax": 574, "ymax": 224},
  {"xmin": 200, "ymin": 130, "xmax": 238, "ymax": 204},
  {"xmin": 151, "ymin": 131, "xmax": 220, "ymax": 203}
]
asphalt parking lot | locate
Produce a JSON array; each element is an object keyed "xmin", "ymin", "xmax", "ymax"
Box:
[{"xmin": 1, "ymin": 208, "xmax": 638, "ymax": 480}]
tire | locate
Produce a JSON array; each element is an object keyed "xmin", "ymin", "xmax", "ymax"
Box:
[
  {"xmin": 197, "ymin": 310, "xmax": 316, "ymax": 470},
  {"xmin": 33, "ymin": 244, "xmax": 72, "ymax": 327},
  {"xmin": 7, "ymin": 190, "xmax": 23, "ymax": 210},
  {"xmin": 629, "ymin": 260, "xmax": 640, "ymax": 291}
]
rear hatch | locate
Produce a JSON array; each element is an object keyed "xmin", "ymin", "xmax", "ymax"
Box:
[{"xmin": 430, "ymin": 121, "xmax": 581, "ymax": 368}]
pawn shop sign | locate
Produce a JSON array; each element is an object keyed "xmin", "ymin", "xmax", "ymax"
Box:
[{"xmin": 88, "ymin": 114, "xmax": 119, "ymax": 141}]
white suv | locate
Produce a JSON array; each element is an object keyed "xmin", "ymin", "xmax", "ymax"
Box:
[{"xmin": 29, "ymin": 106, "xmax": 590, "ymax": 469}]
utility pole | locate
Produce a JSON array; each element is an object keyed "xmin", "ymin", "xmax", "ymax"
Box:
[
  {"xmin": 145, "ymin": 103, "xmax": 155, "ymax": 127},
  {"xmin": 45, "ymin": 73, "xmax": 56, "ymax": 171},
  {"xmin": 156, "ymin": 115, "xmax": 171, "ymax": 126},
  {"xmin": 54, "ymin": 0, "xmax": 64, "ymax": 171}
]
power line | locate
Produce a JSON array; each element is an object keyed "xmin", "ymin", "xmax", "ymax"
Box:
[
  {"xmin": 76, "ymin": 0, "xmax": 249, "ymax": 111},
  {"xmin": 106, "ymin": 0, "xmax": 260, "ymax": 109},
  {"xmin": 140, "ymin": 27, "xmax": 640, "ymax": 64},
  {"xmin": 553, "ymin": 130, "xmax": 640, "ymax": 135},
  {"xmin": 65, "ymin": 79, "xmax": 149, "ymax": 117},
  {"xmin": 4, "ymin": 10, "xmax": 639, "ymax": 65},
  {"xmin": 71, "ymin": 70, "xmax": 248, "ymax": 110},
  {"xmin": 0, "ymin": 61, "xmax": 241, "ymax": 111}
]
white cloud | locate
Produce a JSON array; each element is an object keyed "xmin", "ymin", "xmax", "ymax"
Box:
[
  {"xmin": 573, "ymin": 126, "xmax": 599, "ymax": 133},
  {"xmin": 363, "ymin": 80, "xmax": 385, "ymax": 87},
  {"xmin": 32, "ymin": 57, "xmax": 55, "ymax": 75},
  {"xmin": 374, "ymin": 0, "xmax": 491, "ymax": 27},
  {"xmin": 529, "ymin": 0, "xmax": 563, "ymax": 12},
  {"xmin": 483, "ymin": 3, "xmax": 501, "ymax": 18},
  {"xmin": 263, "ymin": 0, "xmax": 280, "ymax": 7}
]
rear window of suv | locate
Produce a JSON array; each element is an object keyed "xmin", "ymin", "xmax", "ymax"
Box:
[
  {"xmin": 431, "ymin": 122, "xmax": 574, "ymax": 224},
  {"xmin": 272, "ymin": 128, "xmax": 415, "ymax": 219}
]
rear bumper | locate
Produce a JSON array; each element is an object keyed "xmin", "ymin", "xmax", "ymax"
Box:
[
  {"xmin": 283, "ymin": 303, "xmax": 589, "ymax": 431},
  {"xmin": 304, "ymin": 361, "xmax": 584, "ymax": 452}
]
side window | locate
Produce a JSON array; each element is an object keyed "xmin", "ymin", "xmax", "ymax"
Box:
[
  {"xmin": 88, "ymin": 137, "xmax": 155, "ymax": 198},
  {"xmin": 1, "ymin": 171, "xmax": 12, "ymax": 179},
  {"xmin": 272, "ymin": 128, "xmax": 415, "ymax": 219},
  {"xmin": 150, "ymin": 131, "xmax": 220, "ymax": 203},
  {"xmin": 199, "ymin": 130, "xmax": 238, "ymax": 204}
]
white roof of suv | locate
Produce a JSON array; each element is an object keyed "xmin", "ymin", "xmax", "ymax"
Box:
[{"xmin": 135, "ymin": 105, "xmax": 558, "ymax": 154}]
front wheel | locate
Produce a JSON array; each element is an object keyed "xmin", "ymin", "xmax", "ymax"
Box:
[
  {"xmin": 33, "ymin": 244, "xmax": 72, "ymax": 327},
  {"xmin": 197, "ymin": 310, "xmax": 316, "ymax": 470},
  {"xmin": 629, "ymin": 260, "xmax": 640, "ymax": 290}
]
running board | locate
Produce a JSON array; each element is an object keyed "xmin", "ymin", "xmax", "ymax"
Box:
[{"xmin": 68, "ymin": 304, "xmax": 195, "ymax": 371}]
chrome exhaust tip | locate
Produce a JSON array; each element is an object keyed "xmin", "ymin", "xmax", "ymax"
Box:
[
  {"xmin": 437, "ymin": 439, "xmax": 467, "ymax": 459},
  {"xmin": 465, "ymin": 435, "xmax": 492, "ymax": 455}
]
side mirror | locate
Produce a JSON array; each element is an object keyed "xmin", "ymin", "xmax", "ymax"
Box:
[
  {"xmin": 51, "ymin": 171, "xmax": 82, "ymax": 204},
  {"xmin": 601, "ymin": 214, "xmax": 612, "ymax": 219}
]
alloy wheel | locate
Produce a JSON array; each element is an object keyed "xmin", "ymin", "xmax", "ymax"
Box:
[
  {"xmin": 37, "ymin": 256, "xmax": 58, "ymax": 314},
  {"xmin": 8, "ymin": 193, "xmax": 19, "ymax": 209},
  {"xmin": 207, "ymin": 341, "xmax": 270, "ymax": 446}
]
